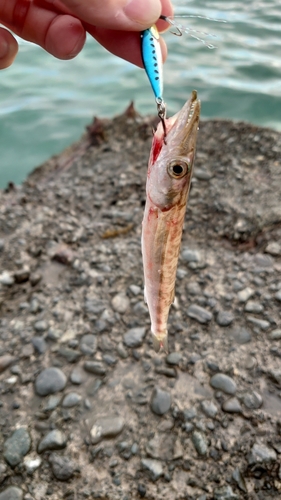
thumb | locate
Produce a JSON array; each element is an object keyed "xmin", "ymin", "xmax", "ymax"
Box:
[{"xmin": 60, "ymin": 0, "xmax": 162, "ymax": 30}]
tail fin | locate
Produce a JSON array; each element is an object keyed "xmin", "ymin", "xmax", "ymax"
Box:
[{"xmin": 152, "ymin": 332, "xmax": 169, "ymax": 353}]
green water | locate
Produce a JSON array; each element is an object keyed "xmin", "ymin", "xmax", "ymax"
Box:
[{"xmin": 0, "ymin": 0, "xmax": 281, "ymax": 188}]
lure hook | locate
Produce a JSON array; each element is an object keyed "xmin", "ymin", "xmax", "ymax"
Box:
[
  {"xmin": 156, "ymin": 97, "xmax": 167, "ymax": 144},
  {"xmin": 160, "ymin": 15, "xmax": 182, "ymax": 36}
]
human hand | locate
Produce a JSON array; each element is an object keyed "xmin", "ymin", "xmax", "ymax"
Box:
[{"xmin": 0, "ymin": 0, "xmax": 173, "ymax": 69}]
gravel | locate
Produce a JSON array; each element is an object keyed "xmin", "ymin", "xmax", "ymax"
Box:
[{"xmin": 0, "ymin": 111, "xmax": 281, "ymax": 499}]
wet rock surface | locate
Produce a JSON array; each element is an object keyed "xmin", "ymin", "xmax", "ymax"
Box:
[{"xmin": 0, "ymin": 110, "xmax": 281, "ymax": 499}]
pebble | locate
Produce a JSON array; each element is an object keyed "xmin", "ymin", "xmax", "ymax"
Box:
[
  {"xmin": 49, "ymin": 453, "xmax": 79, "ymax": 481},
  {"xmin": 58, "ymin": 346, "xmax": 81, "ymax": 363},
  {"xmin": 275, "ymin": 290, "xmax": 281, "ymax": 301},
  {"xmin": 83, "ymin": 361, "xmax": 107, "ymax": 376},
  {"xmin": 244, "ymin": 300, "xmax": 264, "ymax": 313},
  {"xmin": 201, "ymin": 400, "xmax": 218, "ymax": 418},
  {"xmin": 0, "ymin": 462, "xmax": 8, "ymax": 483},
  {"xmin": 79, "ymin": 334, "xmax": 97, "ymax": 356},
  {"xmin": 248, "ymin": 443, "xmax": 277, "ymax": 464},
  {"xmin": 37, "ymin": 430, "xmax": 67, "ymax": 453},
  {"xmin": 34, "ymin": 320, "xmax": 48, "ymax": 332},
  {"xmin": 0, "ymin": 487, "xmax": 23, "ymax": 500},
  {"xmin": 141, "ymin": 458, "xmax": 163, "ymax": 480},
  {"xmin": 0, "ymin": 355, "xmax": 17, "ymax": 373},
  {"xmin": 35, "ymin": 367, "xmax": 67, "ymax": 396},
  {"xmin": 210, "ymin": 373, "xmax": 237, "ymax": 395},
  {"xmin": 31, "ymin": 336, "xmax": 47, "ymax": 354},
  {"xmin": 166, "ymin": 352, "xmax": 182, "ymax": 365},
  {"xmin": 216, "ymin": 311, "xmax": 234, "ymax": 327},
  {"xmin": 232, "ymin": 467, "xmax": 248, "ymax": 493},
  {"xmin": 213, "ymin": 485, "xmax": 238, "ymax": 500},
  {"xmin": 0, "ymin": 271, "xmax": 14, "ymax": 286},
  {"xmin": 23, "ymin": 456, "xmax": 42, "ymax": 474},
  {"xmin": 247, "ymin": 316, "xmax": 270, "ymax": 330},
  {"xmin": 70, "ymin": 365, "xmax": 86, "ymax": 385},
  {"xmin": 150, "ymin": 387, "xmax": 171, "ymax": 416},
  {"xmin": 265, "ymin": 241, "xmax": 281, "ymax": 255},
  {"xmin": 243, "ymin": 391, "xmax": 263, "ymax": 409},
  {"xmin": 268, "ymin": 369, "xmax": 281, "ymax": 386},
  {"xmin": 186, "ymin": 281, "xmax": 201, "ymax": 296},
  {"xmin": 181, "ymin": 248, "xmax": 202, "ymax": 263},
  {"xmin": 129, "ymin": 284, "xmax": 141, "ymax": 296},
  {"xmin": 123, "ymin": 327, "xmax": 146, "ymax": 348},
  {"xmin": 222, "ymin": 397, "xmax": 242, "ymax": 413},
  {"xmin": 90, "ymin": 416, "xmax": 124, "ymax": 444},
  {"xmin": 191, "ymin": 431, "xmax": 208, "ymax": 456},
  {"xmin": 187, "ymin": 304, "xmax": 213, "ymax": 324},
  {"xmin": 229, "ymin": 327, "xmax": 252, "ymax": 344},
  {"xmin": 4, "ymin": 428, "xmax": 31, "ymax": 467},
  {"xmin": 269, "ymin": 329, "xmax": 281, "ymax": 340},
  {"xmin": 62, "ymin": 392, "xmax": 82, "ymax": 407},
  {"xmin": 44, "ymin": 395, "xmax": 61, "ymax": 411},
  {"xmin": 237, "ymin": 287, "xmax": 254, "ymax": 302},
  {"xmin": 111, "ymin": 293, "xmax": 129, "ymax": 313}
]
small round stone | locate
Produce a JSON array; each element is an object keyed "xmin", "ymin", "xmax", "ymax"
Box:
[
  {"xmin": 243, "ymin": 391, "xmax": 263, "ymax": 409},
  {"xmin": 192, "ymin": 431, "xmax": 208, "ymax": 456},
  {"xmin": 34, "ymin": 320, "xmax": 48, "ymax": 332},
  {"xmin": 35, "ymin": 367, "xmax": 67, "ymax": 396},
  {"xmin": 150, "ymin": 387, "xmax": 171, "ymax": 416},
  {"xmin": 49, "ymin": 453, "xmax": 79, "ymax": 481},
  {"xmin": 0, "ymin": 487, "xmax": 23, "ymax": 500},
  {"xmin": 123, "ymin": 327, "xmax": 146, "ymax": 348},
  {"xmin": 3, "ymin": 428, "xmax": 31, "ymax": 467},
  {"xmin": 222, "ymin": 397, "xmax": 242, "ymax": 413},
  {"xmin": 201, "ymin": 400, "xmax": 218, "ymax": 418},
  {"xmin": 216, "ymin": 311, "xmax": 234, "ymax": 327},
  {"xmin": 62, "ymin": 392, "xmax": 82, "ymax": 408},
  {"xmin": 248, "ymin": 443, "xmax": 277, "ymax": 465},
  {"xmin": 187, "ymin": 304, "xmax": 213, "ymax": 324},
  {"xmin": 37, "ymin": 430, "xmax": 67, "ymax": 453},
  {"xmin": 0, "ymin": 355, "xmax": 17, "ymax": 374},
  {"xmin": 83, "ymin": 361, "xmax": 107, "ymax": 376},
  {"xmin": 79, "ymin": 334, "xmax": 97, "ymax": 356},
  {"xmin": 70, "ymin": 366, "xmax": 86, "ymax": 385},
  {"xmin": 210, "ymin": 373, "xmax": 237, "ymax": 395},
  {"xmin": 111, "ymin": 293, "xmax": 130, "ymax": 313},
  {"xmin": 141, "ymin": 458, "xmax": 163, "ymax": 480},
  {"xmin": 90, "ymin": 416, "xmax": 124, "ymax": 444}
]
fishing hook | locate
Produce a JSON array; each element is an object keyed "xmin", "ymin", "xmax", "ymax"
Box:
[
  {"xmin": 160, "ymin": 15, "xmax": 183, "ymax": 36},
  {"xmin": 156, "ymin": 97, "xmax": 167, "ymax": 144}
]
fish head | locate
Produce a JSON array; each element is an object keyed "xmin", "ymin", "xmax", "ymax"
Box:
[{"xmin": 147, "ymin": 90, "xmax": 200, "ymax": 211}]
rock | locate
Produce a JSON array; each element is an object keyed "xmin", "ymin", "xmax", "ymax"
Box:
[
  {"xmin": 187, "ymin": 304, "xmax": 213, "ymax": 324},
  {"xmin": 243, "ymin": 391, "xmax": 263, "ymax": 409},
  {"xmin": 268, "ymin": 369, "xmax": 281, "ymax": 386},
  {"xmin": 62, "ymin": 392, "xmax": 82, "ymax": 407},
  {"xmin": 34, "ymin": 320, "xmax": 48, "ymax": 332},
  {"xmin": 90, "ymin": 416, "xmax": 124, "ymax": 444},
  {"xmin": 275, "ymin": 290, "xmax": 281, "ymax": 302},
  {"xmin": 83, "ymin": 361, "xmax": 107, "ymax": 376},
  {"xmin": 31, "ymin": 336, "xmax": 47, "ymax": 354},
  {"xmin": 14, "ymin": 268, "xmax": 30, "ymax": 283},
  {"xmin": 192, "ymin": 431, "xmax": 208, "ymax": 456},
  {"xmin": 49, "ymin": 453, "xmax": 79, "ymax": 481},
  {"xmin": 229, "ymin": 327, "xmax": 252, "ymax": 344},
  {"xmin": 58, "ymin": 346, "xmax": 81, "ymax": 363},
  {"xmin": 70, "ymin": 366, "xmax": 86, "ymax": 385},
  {"xmin": 0, "ymin": 462, "xmax": 8, "ymax": 483},
  {"xmin": 232, "ymin": 467, "xmax": 248, "ymax": 493},
  {"xmin": 186, "ymin": 281, "xmax": 201, "ymax": 295},
  {"xmin": 4, "ymin": 428, "xmax": 31, "ymax": 467},
  {"xmin": 213, "ymin": 485, "xmax": 238, "ymax": 500},
  {"xmin": 247, "ymin": 316, "xmax": 270, "ymax": 330},
  {"xmin": 111, "ymin": 293, "xmax": 129, "ymax": 313},
  {"xmin": 244, "ymin": 300, "xmax": 264, "ymax": 313},
  {"xmin": 269, "ymin": 329, "xmax": 281, "ymax": 340},
  {"xmin": 35, "ymin": 367, "xmax": 67, "ymax": 396},
  {"xmin": 23, "ymin": 456, "xmax": 42, "ymax": 474},
  {"xmin": 210, "ymin": 373, "xmax": 237, "ymax": 395},
  {"xmin": 265, "ymin": 241, "xmax": 281, "ymax": 255},
  {"xmin": 181, "ymin": 248, "xmax": 202, "ymax": 263},
  {"xmin": 216, "ymin": 311, "xmax": 234, "ymax": 326},
  {"xmin": 166, "ymin": 352, "xmax": 182, "ymax": 365},
  {"xmin": 38, "ymin": 430, "xmax": 67, "ymax": 453},
  {"xmin": 222, "ymin": 397, "xmax": 242, "ymax": 413},
  {"xmin": 141, "ymin": 458, "xmax": 163, "ymax": 480},
  {"xmin": 0, "ymin": 487, "xmax": 23, "ymax": 500},
  {"xmin": 129, "ymin": 284, "xmax": 141, "ymax": 295},
  {"xmin": 0, "ymin": 355, "xmax": 17, "ymax": 373},
  {"xmin": 150, "ymin": 387, "xmax": 171, "ymax": 416},
  {"xmin": 79, "ymin": 334, "xmax": 97, "ymax": 356},
  {"xmin": 123, "ymin": 327, "xmax": 146, "ymax": 348},
  {"xmin": 201, "ymin": 400, "xmax": 218, "ymax": 418},
  {"xmin": 0, "ymin": 271, "xmax": 14, "ymax": 286},
  {"xmin": 248, "ymin": 443, "xmax": 277, "ymax": 464},
  {"xmin": 237, "ymin": 287, "xmax": 254, "ymax": 302},
  {"xmin": 137, "ymin": 484, "xmax": 146, "ymax": 497}
]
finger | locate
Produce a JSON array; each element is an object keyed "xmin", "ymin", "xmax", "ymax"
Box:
[
  {"xmin": 59, "ymin": 0, "xmax": 165, "ymax": 30},
  {"xmin": 0, "ymin": 28, "xmax": 18, "ymax": 69},
  {"xmin": 86, "ymin": 26, "xmax": 168, "ymax": 68},
  {"xmin": 0, "ymin": 0, "xmax": 86, "ymax": 59}
]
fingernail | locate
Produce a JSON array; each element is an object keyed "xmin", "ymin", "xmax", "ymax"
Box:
[
  {"xmin": 0, "ymin": 39, "xmax": 9, "ymax": 59},
  {"xmin": 124, "ymin": 0, "xmax": 161, "ymax": 26}
]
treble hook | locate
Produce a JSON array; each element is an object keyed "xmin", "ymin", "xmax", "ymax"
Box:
[
  {"xmin": 156, "ymin": 97, "xmax": 167, "ymax": 144},
  {"xmin": 159, "ymin": 15, "xmax": 183, "ymax": 36}
]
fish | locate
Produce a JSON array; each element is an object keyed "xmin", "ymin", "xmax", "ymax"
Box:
[{"xmin": 141, "ymin": 90, "xmax": 200, "ymax": 352}]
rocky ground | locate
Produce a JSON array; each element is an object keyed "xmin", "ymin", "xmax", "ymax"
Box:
[{"xmin": 0, "ymin": 103, "xmax": 281, "ymax": 500}]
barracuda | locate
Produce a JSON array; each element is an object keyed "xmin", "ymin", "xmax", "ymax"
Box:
[{"xmin": 141, "ymin": 90, "xmax": 201, "ymax": 352}]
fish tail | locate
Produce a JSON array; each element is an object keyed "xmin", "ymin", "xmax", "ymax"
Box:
[{"xmin": 152, "ymin": 331, "xmax": 169, "ymax": 353}]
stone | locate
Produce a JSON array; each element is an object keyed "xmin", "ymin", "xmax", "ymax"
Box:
[
  {"xmin": 38, "ymin": 430, "xmax": 67, "ymax": 453},
  {"xmin": 0, "ymin": 462, "xmax": 8, "ymax": 483},
  {"xmin": 35, "ymin": 367, "xmax": 67, "ymax": 396},
  {"xmin": 243, "ymin": 391, "xmax": 263, "ymax": 409},
  {"xmin": 181, "ymin": 248, "xmax": 201, "ymax": 263},
  {"xmin": 23, "ymin": 456, "xmax": 42, "ymax": 474},
  {"xmin": 213, "ymin": 485, "xmax": 238, "ymax": 500},
  {"xmin": 34, "ymin": 320, "xmax": 48, "ymax": 332},
  {"xmin": 166, "ymin": 352, "xmax": 182, "ymax": 365},
  {"xmin": 4, "ymin": 428, "xmax": 31, "ymax": 467},
  {"xmin": 186, "ymin": 281, "xmax": 201, "ymax": 295},
  {"xmin": 141, "ymin": 458, "xmax": 163, "ymax": 480},
  {"xmin": 216, "ymin": 311, "xmax": 234, "ymax": 327},
  {"xmin": 31, "ymin": 336, "xmax": 47, "ymax": 354},
  {"xmin": 244, "ymin": 300, "xmax": 263, "ymax": 313},
  {"xmin": 0, "ymin": 355, "xmax": 17, "ymax": 373},
  {"xmin": 187, "ymin": 304, "xmax": 213, "ymax": 324},
  {"xmin": 229, "ymin": 327, "xmax": 251, "ymax": 344},
  {"xmin": 150, "ymin": 387, "xmax": 171, "ymax": 416},
  {"xmin": 0, "ymin": 271, "xmax": 14, "ymax": 286},
  {"xmin": 222, "ymin": 397, "xmax": 242, "ymax": 413},
  {"xmin": 90, "ymin": 416, "xmax": 124, "ymax": 444},
  {"xmin": 268, "ymin": 369, "xmax": 281, "ymax": 385},
  {"xmin": 275, "ymin": 290, "xmax": 281, "ymax": 302},
  {"xmin": 79, "ymin": 334, "xmax": 97, "ymax": 356},
  {"xmin": 201, "ymin": 400, "xmax": 218, "ymax": 418},
  {"xmin": 123, "ymin": 327, "xmax": 146, "ymax": 348},
  {"xmin": 49, "ymin": 453, "xmax": 79, "ymax": 481},
  {"xmin": 70, "ymin": 366, "xmax": 86, "ymax": 385},
  {"xmin": 83, "ymin": 361, "xmax": 107, "ymax": 376},
  {"xmin": 58, "ymin": 346, "xmax": 81, "ymax": 363},
  {"xmin": 265, "ymin": 241, "xmax": 281, "ymax": 255},
  {"xmin": 237, "ymin": 287, "xmax": 254, "ymax": 302},
  {"xmin": 269, "ymin": 329, "xmax": 281, "ymax": 340},
  {"xmin": 0, "ymin": 487, "xmax": 23, "ymax": 500},
  {"xmin": 210, "ymin": 373, "xmax": 237, "ymax": 395},
  {"xmin": 62, "ymin": 392, "xmax": 82, "ymax": 407},
  {"xmin": 192, "ymin": 431, "xmax": 208, "ymax": 456},
  {"xmin": 232, "ymin": 467, "xmax": 248, "ymax": 493},
  {"xmin": 248, "ymin": 443, "xmax": 277, "ymax": 464},
  {"xmin": 247, "ymin": 316, "xmax": 270, "ymax": 330},
  {"xmin": 111, "ymin": 293, "xmax": 129, "ymax": 313}
]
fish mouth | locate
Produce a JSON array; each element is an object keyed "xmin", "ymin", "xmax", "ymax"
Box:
[{"xmin": 167, "ymin": 90, "xmax": 201, "ymax": 146}]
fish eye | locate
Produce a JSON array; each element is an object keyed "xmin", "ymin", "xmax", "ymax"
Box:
[{"xmin": 167, "ymin": 159, "xmax": 190, "ymax": 179}]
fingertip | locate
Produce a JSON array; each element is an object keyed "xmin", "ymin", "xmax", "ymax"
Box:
[
  {"xmin": 45, "ymin": 15, "xmax": 86, "ymax": 60},
  {"xmin": 0, "ymin": 29, "xmax": 18, "ymax": 69}
]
